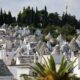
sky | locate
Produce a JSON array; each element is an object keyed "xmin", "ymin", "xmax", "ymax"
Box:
[{"xmin": 0, "ymin": 0, "xmax": 80, "ymax": 19}]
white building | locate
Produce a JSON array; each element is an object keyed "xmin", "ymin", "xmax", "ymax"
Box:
[{"xmin": 0, "ymin": 24, "xmax": 80, "ymax": 79}]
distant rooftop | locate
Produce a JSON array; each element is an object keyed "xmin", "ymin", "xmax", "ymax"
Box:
[{"xmin": 0, "ymin": 59, "xmax": 12, "ymax": 76}]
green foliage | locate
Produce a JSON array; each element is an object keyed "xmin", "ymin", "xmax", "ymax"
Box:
[
  {"xmin": 42, "ymin": 24, "xmax": 76, "ymax": 40},
  {"xmin": 48, "ymin": 12, "xmax": 60, "ymax": 26},
  {"xmin": 32, "ymin": 55, "xmax": 78, "ymax": 80},
  {"xmin": 0, "ymin": 9, "xmax": 16, "ymax": 25},
  {"xmin": 21, "ymin": 74, "xmax": 36, "ymax": 80},
  {"xmin": 16, "ymin": 6, "xmax": 80, "ymax": 29},
  {"xmin": 60, "ymin": 24, "xmax": 75, "ymax": 35},
  {"xmin": 62, "ymin": 13, "xmax": 78, "ymax": 27},
  {"xmin": 0, "ymin": 6, "xmax": 80, "ymax": 37}
]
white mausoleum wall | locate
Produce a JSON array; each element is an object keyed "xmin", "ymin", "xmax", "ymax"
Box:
[
  {"xmin": 0, "ymin": 76, "xmax": 13, "ymax": 80},
  {"xmin": 8, "ymin": 66, "xmax": 17, "ymax": 80},
  {"xmin": 8, "ymin": 66, "xmax": 31, "ymax": 80}
]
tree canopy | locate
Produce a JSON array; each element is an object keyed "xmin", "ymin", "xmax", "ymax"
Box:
[{"xmin": 0, "ymin": 6, "xmax": 80, "ymax": 29}]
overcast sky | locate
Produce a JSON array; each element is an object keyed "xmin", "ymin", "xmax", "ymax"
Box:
[{"xmin": 0, "ymin": 0, "xmax": 80, "ymax": 19}]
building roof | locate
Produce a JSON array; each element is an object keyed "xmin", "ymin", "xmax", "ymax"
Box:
[
  {"xmin": 45, "ymin": 32, "xmax": 53, "ymax": 40},
  {"xmin": 69, "ymin": 37, "xmax": 80, "ymax": 52},
  {"xmin": 35, "ymin": 41, "xmax": 42, "ymax": 51},
  {"xmin": 76, "ymin": 35, "xmax": 80, "ymax": 41},
  {"xmin": 1, "ymin": 23, "xmax": 7, "ymax": 28},
  {"xmin": 60, "ymin": 42, "xmax": 69, "ymax": 53},
  {"xmin": 38, "ymin": 42, "xmax": 50, "ymax": 55},
  {"xmin": 56, "ymin": 34, "xmax": 65, "ymax": 42},
  {"xmin": 23, "ymin": 35, "xmax": 38, "ymax": 43},
  {"xmin": 0, "ymin": 60, "xmax": 12, "ymax": 76},
  {"xmin": 51, "ymin": 44, "xmax": 60, "ymax": 54},
  {"xmin": 49, "ymin": 38, "xmax": 54, "ymax": 43},
  {"xmin": 29, "ymin": 35, "xmax": 37, "ymax": 42}
]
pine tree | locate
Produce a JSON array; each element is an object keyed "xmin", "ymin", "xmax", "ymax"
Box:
[
  {"xmin": 17, "ymin": 11, "xmax": 22, "ymax": 25},
  {"xmin": 0, "ymin": 8, "xmax": 4, "ymax": 25},
  {"xmin": 7, "ymin": 11, "xmax": 12, "ymax": 24}
]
